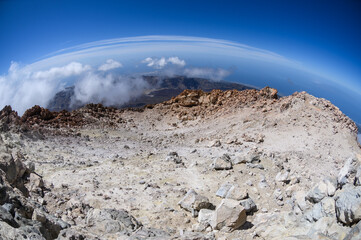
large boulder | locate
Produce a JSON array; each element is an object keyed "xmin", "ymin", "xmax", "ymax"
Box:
[
  {"xmin": 335, "ymin": 184, "xmax": 361, "ymax": 225},
  {"xmin": 178, "ymin": 189, "xmax": 214, "ymax": 217},
  {"xmin": 305, "ymin": 197, "xmax": 336, "ymax": 222},
  {"xmin": 213, "ymin": 199, "xmax": 247, "ymax": 231},
  {"xmin": 306, "ymin": 178, "xmax": 336, "ymax": 203}
]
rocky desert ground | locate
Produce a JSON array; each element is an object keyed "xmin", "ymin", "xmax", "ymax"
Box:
[{"xmin": 1, "ymin": 87, "xmax": 361, "ymax": 239}]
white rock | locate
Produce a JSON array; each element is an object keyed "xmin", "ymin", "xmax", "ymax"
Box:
[{"xmin": 213, "ymin": 199, "xmax": 247, "ymax": 231}]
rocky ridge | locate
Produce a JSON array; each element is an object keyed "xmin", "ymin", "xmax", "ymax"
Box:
[{"xmin": 0, "ymin": 87, "xmax": 360, "ymax": 239}]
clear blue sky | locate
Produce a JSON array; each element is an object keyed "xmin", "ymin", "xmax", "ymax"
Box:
[{"xmin": 0, "ymin": 0, "xmax": 360, "ymax": 96}]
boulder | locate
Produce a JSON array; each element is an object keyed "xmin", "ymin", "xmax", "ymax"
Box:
[
  {"xmin": 275, "ymin": 170, "xmax": 290, "ymax": 184},
  {"xmin": 306, "ymin": 216, "xmax": 350, "ymax": 240},
  {"xmin": 212, "ymin": 154, "xmax": 232, "ymax": 170},
  {"xmin": 86, "ymin": 208, "xmax": 142, "ymax": 234},
  {"xmin": 335, "ymin": 184, "xmax": 361, "ymax": 225},
  {"xmin": 306, "ymin": 178, "xmax": 336, "ymax": 203},
  {"xmin": 293, "ymin": 190, "xmax": 310, "ymax": 213},
  {"xmin": 338, "ymin": 156, "xmax": 358, "ymax": 188},
  {"xmin": 354, "ymin": 165, "xmax": 361, "ymax": 186},
  {"xmin": 239, "ymin": 197, "xmax": 257, "ymax": 214},
  {"xmin": 344, "ymin": 220, "xmax": 361, "ymax": 240},
  {"xmin": 178, "ymin": 189, "xmax": 214, "ymax": 217},
  {"xmin": 215, "ymin": 183, "xmax": 248, "ymax": 200},
  {"xmin": 233, "ymin": 150, "xmax": 260, "ymax": 165},
  {"xmin": 0, "ymin": 221, "xmax": 44, "ymax": 240},
  {"xmin": 198, "ymin": 209, "xmax": 215, "ymax": 227},
  {"xmin": 32, "ymin": 208, "xmax": 70, "ymax": 239},
  {"xmin": 213, "ymin": 199, "xmax": 247, "ymax": 231},
  {"xmin": 305, "ymin": 197, "xmax": 335, "ymax": 222}
]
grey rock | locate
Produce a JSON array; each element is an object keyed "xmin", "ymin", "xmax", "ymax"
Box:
[
  {"xmin": 209, "ymin": 140, "xmax": 221, "ymax": 147},
  {"xmin": 178, "ymin": 189, "xmax": 214, "ymax": 216},
  {"xmin": 338, "ymin": 156, "xmax": 358, "ymax": 188},
  {"xmin": 354, "ymin": 165, "xmax": 361, "ymax": 186},
  {"xmin": 198, "ymin": 209, "xmax": 215, "ymax": 227},
  {"xmin": 129, "ymin": 227, "xmax": 171, "ymax": 239},
  {"xmin": 344, "ymin": 220, "xmax": 361, "ymax": 240},
  {"xmin": 273, "ymin": 189, "xmax": 283, "ymax": 201},
  {"xmin": 86, "ymin": 208, "xmax": 142, "ymax": 234},
  {"xmin": 212, "ymin": 154, "xmax": 232, "ymax": 170},
  {"xmin": 32, "ymin": 208, "xmax": 70, "ymax": 239},
  {"xmin": 335, "ymin": 184, "xmax": 361, "ymax": 225},
  {"xmin": 233, "ymin": 150, "xmax": 260, "ymax": 165},
  {"xmin": 216, "ymin": 183, "xmax": 233, "ymax": 198},
  {"xmin": 246, "ymin": 163, "xmax": 264, "ymax": 169},
  {"xmin": 166, "ymin": 152, "xmax": 183, "ymax": 164},
  {"xmin": 306, "ymin": 179, "xmax": 333, "ymax": 203},
  {"xmin": 239, "ymin": 197, "xmax": 257, "ymax": 214},
  {"xmin": 0, "ymin": 221, "xmax": 44, "ymax": 240},
  {"xmin": 258, "ymin": 176, "xmax": 269, "ymax": 189},
  {"xmin": 293, "ymin": 190, "xmax": 310, "ymax": 212},
  {"xmin": 275, "ymin": 170, "xmax": 290, "ymax": 184},
  {"xmin": 216, "ymin": 183, "xmax": 248, "ymax": 201},
  {"xmin": 0, "ymin": 205, "xmax": 18, "ymax": 228}
]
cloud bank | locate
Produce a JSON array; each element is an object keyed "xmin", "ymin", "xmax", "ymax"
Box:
[
  {"xmin": 0, "ymin": 59, "xmax": 151, "ymax": 115},
  {"xmin": 0, "ymin": 61, "xmax": 90, "ymax": 115},
  {"xmin": 72, "ymin": 73, "xmax": 148, "ymax": 107},
  {"xmin": 142, "ymin": 57, "xmax": 186, "ymax": 69}
]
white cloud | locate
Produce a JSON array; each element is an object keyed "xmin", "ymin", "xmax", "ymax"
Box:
[
  {"xmin": 32, "ymin": 62, "xmax": 91, "ymax": 79},
  {"xmin": 98, "ymin": 59, "xmax": 123, "ymax": 71},
  {"xmin": 0, "ymin": 60, "xmax": 149, "ymax": 115},
  {"xmin": 168, "ymin": 57, "xmax": 186, "ymax": 67},
  {"xmin": 183, "ymin": 67, "xmax": 230, "ymax": 81},
  {"xmin": 72, "ymin": 73, "xmax": 148, "ymax": 107},
  {"xmin": 0, "ymin": 62, "xmax": 91, "ymax": 115},
  {"xmin": 142, "ymin": 57, "xmax": 186, "ymax": 69}
]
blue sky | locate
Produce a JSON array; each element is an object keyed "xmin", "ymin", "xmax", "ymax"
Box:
[
  {"xmin": 0, "ymin": 0, "xmax": 360, "ymax": 122},
  {"xmin": 1, "ymin": 0, "xmax": 361, "ymax": 82}
]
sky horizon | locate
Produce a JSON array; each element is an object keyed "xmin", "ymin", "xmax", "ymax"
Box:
[{"xmin": 0, "ymin": 0, "xmax": 360, "ymax": 124}]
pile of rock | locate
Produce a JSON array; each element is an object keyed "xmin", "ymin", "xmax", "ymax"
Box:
[
  {"xmin": 0, "ymin": 147, "xmax": 69, "ymax": 239},
  {"xmin": 254, "ymin": 155, "xmax": 361, "ymax": 240},
  {"xmin": 178, "ymin": 184, "xmax": 256, "ymax": 233}
]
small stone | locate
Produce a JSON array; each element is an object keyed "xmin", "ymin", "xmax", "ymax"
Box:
[
  {"xmin": 212, "ymin": 154, "xmax": 232, "ymax": 170},
  {"xmin": 239, "ymin": 198, "xmax": 257, "ymax": 214},
  {"xmin": 275, "ymin": 170, "xmax": 290, "ymax": 184}
]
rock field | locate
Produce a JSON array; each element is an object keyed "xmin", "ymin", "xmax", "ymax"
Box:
[{"xmin": 0, "ymin": 87, "xmax": 361, "ymax": 239}]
